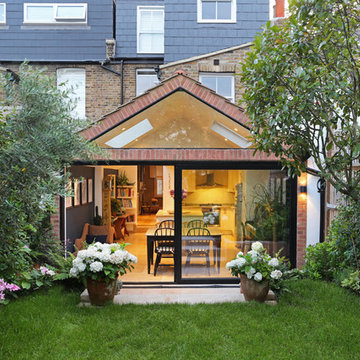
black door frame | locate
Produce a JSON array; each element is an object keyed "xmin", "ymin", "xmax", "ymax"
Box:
[{"xmin": 71, "ymin": 160, "xmax": 298, "ymax": 284}]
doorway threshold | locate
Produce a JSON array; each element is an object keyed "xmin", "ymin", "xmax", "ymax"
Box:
[{"xmin": 79, "ymin": 286, "xmax": 276, "ymax": 305}]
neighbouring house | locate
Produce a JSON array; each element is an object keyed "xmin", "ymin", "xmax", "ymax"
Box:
[{"xmin": 0, "ymin": 0, "xmax": 325, "ymax": 284}]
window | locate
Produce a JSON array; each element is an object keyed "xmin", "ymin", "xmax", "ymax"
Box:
[
  {"xmin": 199, "ymin": 73, "xmax": 235, "ymax": 102},
  {"xmin": 197, "ymin": 0, "xmax": 236, "ymax": 23},
  {"xmin": 137, "ymin": 6, "xmax": 164, "ymax": 54},
  {"xmin": 0, "ymin": 3, "xmax": 6, "ymax": 24},
  {"xmin": 57, "ymin": 68, "xmax": 86, "ymax": 119},
  {"xmin": 136, "ymin": 69, "xmax": 159, "ymax": 96},
  {"xmin": 24, "ymin": 3, "xmax": 87, "ymax": 24}
]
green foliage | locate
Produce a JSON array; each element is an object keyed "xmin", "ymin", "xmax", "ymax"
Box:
[
  {"xmin": 0, "ymin": 63, "xmax": 99, "ymax": 286},
  {"xmin": 327, "ymin": 199, "xmax": 360, "ymax": 269},
  {"xmin": 241, "ymin": 0, "xmax": 360, "ymax": 201},
  {"xmin": 111, "ymin": 198, "xmax": 123, "ymax": 214},
  {"xmin": 303, "ymin": 241, "xmax": 337, "ymax": 281},
  {"xmin": 251, "ymin": 184, "xmax": 289, "ymax": 242}
]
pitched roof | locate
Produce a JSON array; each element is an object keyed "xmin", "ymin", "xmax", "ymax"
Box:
[{"xmin": 81, "ymin": 72, "xmax": 250, "ymax": 141}]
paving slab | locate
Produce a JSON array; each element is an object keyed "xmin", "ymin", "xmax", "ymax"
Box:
[{"xmin": 79, "ymin": 285, "xmax": 276, "ymax": 306}]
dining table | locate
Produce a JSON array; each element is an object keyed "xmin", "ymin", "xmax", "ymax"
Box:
[{"xmin": 145, "ymin": 227, "xmax": 222, "ymax": 274}]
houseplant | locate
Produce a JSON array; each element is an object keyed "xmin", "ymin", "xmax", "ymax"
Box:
[
  {"xmin": 70, "ymin": 242, "xmax": 137, "ymax": 305},
  {"xmin": 226, "ymin": 241, "xmax": 283, "ymax": 302}
]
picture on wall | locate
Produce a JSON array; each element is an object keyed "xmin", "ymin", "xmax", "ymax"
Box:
[
  {"xmin": 81, "ymin": 178, "xmax": 87, "ymax": 204},
  {"xmin": 88, "ymin": 178, "xmax": 93, "ymax": 203},
  {"xmin": 65, "ymin": 178, "xmax": 72, "ymax": 208},
  {"xmin": 74, "ymin": 179, "xmax": 81, "ymax": 206}
]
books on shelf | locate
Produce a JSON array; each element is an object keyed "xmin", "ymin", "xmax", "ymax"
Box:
[
  {"xmin": 118, "ymin": 198, "xmax": 133, "ymax": 208},
  {"xmin": 116, "ymin": 187, "xmax": 134, "ymax": 198}
]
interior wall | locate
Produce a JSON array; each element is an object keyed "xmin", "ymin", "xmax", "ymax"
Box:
[
  {"xmin": 163, "ymin": 166, "xmax": 174, "ymax": 211},
  {"xmin": 66, "ymin": 166, "xmax": 94, "ymax": 249}
]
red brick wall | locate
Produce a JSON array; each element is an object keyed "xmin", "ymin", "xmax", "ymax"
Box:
[
  {"xmin": 50, "ymin": 195, "xmax": 61, "ymax": 240},
  {"xmin": 296, "ymin": 173, "xmax": 307, "ymax": 268}
]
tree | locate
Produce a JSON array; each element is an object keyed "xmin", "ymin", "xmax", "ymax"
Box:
[
  {"xmin": 241, "ymin": 0, "xmax": 360, "ymax": 201},
  {"xmin": 0, "ymin": 64, "xmax": 98, "ymax": 281}
]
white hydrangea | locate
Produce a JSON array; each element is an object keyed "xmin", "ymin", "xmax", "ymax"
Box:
[
  {"xmin": 254, "ymin": 272, "xmax": 263, "ymax": 282},
  {"xmin": 236, "ymin": 251, "xmax": 243, "ymax": 257},
  {"xmin": 76, "ymin": 261, "xmax": 86, "ymax": 272},
  {"xmin": 251, "ymin": 241, "xmax": 264, "ymax": 252},
  {"xmin": 268, "ymin": 258, "xmax": 279, "ymax": 267},
  {"xmin": 69, "ymin": 267, "xmax": 79, "ymax": 277},
  {"xmin": 270, "ymin": 270, "xmax": 282, "ymax": 280},
  {"xmin": 246, "ymin": 267, "xmax": 256, "ymax": 279},
  {"xmin": 89, "ymin": 261, "xmax": 103, "ymax": 273},
  {"xmin": 47, "ymin": 270, "xmax": 56, "ymax": 276},
  {"xmin": 127, "ymin": 253, "xmax": 138, "ymax": 264},
  {"xmin": 110, "ymin": 250, "xmax": 126, "ymax": 265}
]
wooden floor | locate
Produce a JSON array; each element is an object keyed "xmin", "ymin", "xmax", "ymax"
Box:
[{"xmin": 121, "ymin": 215, "xmax": 239, "ymax": 283}]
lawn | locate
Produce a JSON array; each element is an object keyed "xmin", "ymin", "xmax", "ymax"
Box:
[{"xmin": 1, "ymin": 279, "xmax": 359, "ymax": 360}]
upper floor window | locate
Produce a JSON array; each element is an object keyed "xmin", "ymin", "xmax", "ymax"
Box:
[
  {"xmin": 57, "ymin": 68, "xmax": 86, "ymax": 119},
  {"xmin": 198, "ymin": 0, "xmax": 236, "ymax": 23},
  {"xmin": 137, "ymin": 6, "xmax": 164, "ymax": 54},
  {"xmin": 136, "ymin": 69, "xmax": 159, "ymax": 96},
  {"xmin": 199, "ymin": 73, "xmax": 235, "ymax": 102},
  {"xmin": 0, "ymin": 3, "xmax": 6, "ymax": 24},
  {"xmin": 24, "ymin": 3, "xmax": 87, "ymax": 25}
]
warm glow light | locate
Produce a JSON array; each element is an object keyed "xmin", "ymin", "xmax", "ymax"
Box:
[
  {"xmin": 121, "ymin": 127, "xmax": 126, "ymax": 131},
  {"xmin": 299, "ymin": 193, "xmax": 307, "ymax": 201},
  {"xmin": 234, "ymin": 128, "xmax": 238, "ymax": 131}
]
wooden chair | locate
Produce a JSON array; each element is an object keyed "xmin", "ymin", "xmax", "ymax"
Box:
[
  {"xmin": 153, "ymin": 227, "xmax": 175, "ymax": 276},
  {"xmin": 74, "ymin": 223, "xmax": 115, "ymax": 254},
  {"xmin": 158, "ymin": 219, "xmax": 175, "ymax": 229},
  {"xmin": 187, "ymin": 219, "xmax": 207, "ymax": 229},
  {"xmin": 113, "ymin": 217, "xmax": 129, "ymax": 241},
  {"xmin": 185, "ymin": 227, "xmax": 211, "ymax": 275}
]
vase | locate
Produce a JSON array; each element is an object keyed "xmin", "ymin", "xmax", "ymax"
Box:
[
  {"xmin": 86, "ymin": 277, "xmax": 118, "ymax": 306},
  {"xmin": 239, "ymin": 274, "xmax": 270, "ymax": 302}
]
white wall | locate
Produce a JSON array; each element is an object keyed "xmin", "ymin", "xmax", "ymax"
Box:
[
  {"xmin": 306, "ymin": 174, "xmax": 321, "ymax": 246},
  {"xmin": 163, "ymin": 166, "xmax": 174, "ymax": 211}
]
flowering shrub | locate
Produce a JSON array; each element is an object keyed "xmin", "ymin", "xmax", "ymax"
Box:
[
  {"xmin": 226, "ymin": 241, "xmax": 283, "ymax": 282},
  {"xmin": 70, "ymin": 242, "xmax": 137, "ymax": 281},
  {"xmin": 0, "ymin": 279, "xmax": 20, "ymax": 305}
]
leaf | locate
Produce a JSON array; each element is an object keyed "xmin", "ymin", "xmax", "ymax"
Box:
[
  {"xmin": 21, "ymin": 281, "xmax": 31, "ymax": 290},
  {"xmin": 35, "ymin": 280, "xmax": 43, "ymax": 287}
]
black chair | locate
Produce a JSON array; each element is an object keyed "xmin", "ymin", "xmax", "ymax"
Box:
[
  {"xmin": 185, "ymin": 227, "xmax": 211, "ymax": 275},
  {"xmin": 153, "ymin": 227, "xmax": 175, "ymax": 276},
  {"xmin": 158, "ymin": 219, "xmax": 175, "ymax": 229},
  {"xmin": 186, "ymin": 219, "xmax": 207, "ymax": 229}
]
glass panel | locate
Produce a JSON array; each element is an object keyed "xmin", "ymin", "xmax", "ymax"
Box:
[
  {"xmin": 139, "ymin": 33, "xmax": 152, "ymax": 53},
  {"xmin": 202, "ymin": 1, "xmax": 216, "ymax": 19},
  {"xmin": 56, "ymin": 6, "xmax": 85, "ymax": 19},
  {"xmin": 217, "ymin": 77, "xmax": 232, "ymax": 98},
  {"xmin": 136, "ymin": 73, "xmax": 159, "ymax": 96},
  {"xmin": 26, "ymin": 6, "xmax": 53, "ymax": 21},
  {"xmin": 200, "ymin": 76, "xmax": 217, "ymax": 91},
  {"xmin": 0, "ymin": 4, "xmax": 4, "ymax": 23},
  {"xmin": 217, "ymin": 1, "xmax": 232, "ymax": 20},
  {"xmin": 181, "ymin": 169, "xmax": 291, "ymax": 279}
]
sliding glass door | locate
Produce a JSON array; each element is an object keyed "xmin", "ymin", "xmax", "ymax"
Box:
[{"xmin": 179, "ymin": 167, "xmax": 295, "ymax": 281}]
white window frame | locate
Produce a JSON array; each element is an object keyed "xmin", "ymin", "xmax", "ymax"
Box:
[
  {"xmin": 136, "ymin": 68, "xmax": 159, "ymax": 96},
  {"xmin": 137, "ymin": 5, "xmax": 164, "ymax": 54},
  {"xmin": 197, "ymin": 0, "xmax": 236, "ymax": 23},
  {"xmin": 23, "ymin": 3, "xmax": 87, "ymax": 25},
  {"xmin": 199, "ymin": 73, "xmax": 235, "ymax": 102},
  {"xmin": 0, "ymin": 3, "xmax": 6, "ymax": 25}
]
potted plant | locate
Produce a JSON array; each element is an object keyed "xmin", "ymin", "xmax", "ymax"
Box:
[
  {"xmin": 111, "ymin": 198, "xmax": 123, "ymax": 216},
  {"xmin": 70, "ymin": 242, "xmax": 137, "ymax": 306},
  {"xmin": 226, "ymin": 241, "xmax": 283, "ymax": 302}
]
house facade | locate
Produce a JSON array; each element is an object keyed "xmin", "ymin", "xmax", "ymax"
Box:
[{"xmin": 0, "ymin": 0, "xmax": 322, "ymax": 283}]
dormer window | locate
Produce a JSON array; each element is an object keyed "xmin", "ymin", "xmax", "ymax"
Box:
[
  {"xmin": 0, "ymin": 3, "xmax": 6, "ymax": 24},
  {"xmin": 198, "ymin": 0, "xmax": 236, "ymax": 23},
  {"xmin": 24, "ymin": 3, "xmax": 87, "ymax": 24}
]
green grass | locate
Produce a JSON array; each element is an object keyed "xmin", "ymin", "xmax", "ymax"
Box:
[{"xmin": 1, "ymin": 280, "xmax": 360, "ymax": 360}]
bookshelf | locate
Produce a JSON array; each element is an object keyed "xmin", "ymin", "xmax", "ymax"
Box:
[{"xmin": 117, "ymin": 185, "xmax": 136, "ymax": 225}]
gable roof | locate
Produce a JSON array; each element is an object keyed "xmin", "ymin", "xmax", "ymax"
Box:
[
  {"xmin": 81, "ymin": 72, "xmax": 251, "ymax": 142},
  {"xmin": 159, "ymin": 42, "xmax": 253, "ymax": 70}
]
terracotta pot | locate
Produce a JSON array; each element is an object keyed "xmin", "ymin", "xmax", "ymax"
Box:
[
  {"xmin": 86, "ymin": 277, "xmax": 117, "ymax": 306},
  {"xmin": 240, "ymin": 274, "xmax": 270, "ymax": 302}
]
